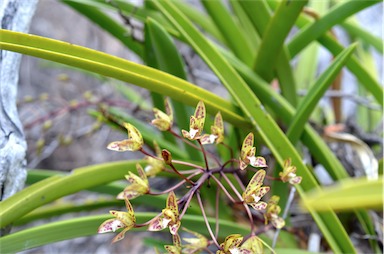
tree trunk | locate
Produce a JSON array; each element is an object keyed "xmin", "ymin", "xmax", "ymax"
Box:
[{"xmin": 0, "ymin": 0, "xmax": 38, "ymax": 203}]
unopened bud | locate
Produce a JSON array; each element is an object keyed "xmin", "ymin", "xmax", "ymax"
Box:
[{"xmin": 161, "ymin": 149, "xmax": 172, "ymax": 165}]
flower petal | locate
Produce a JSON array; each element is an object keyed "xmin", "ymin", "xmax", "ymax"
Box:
[
  {"xmin": 111, "ymin": 227, "xmax": 131, "ymax": 243},
  {"xmin": 243, "ymin": 170, "xmax": 266, "ymax": 200},
  {"xmin": 148, "ymin": 217, "xmax": 167, "ymax": 232},
  {"xmin": 249, "ymin": 156, "xmax": 268, "ymax": 168},
  {"xmin": 98, "ymin": 218, "xmax": 125, "ymax": 233},
  {"xmin": 250, "ymin": 201, "xmax": 267, "ymax": 210},
  {"xmin": 166, "ymin": 191, "xmax": 178, "ymax": 216},
  {"xmin": 169, "ymin": 221, "xmax": 181, "ymax": 235}
]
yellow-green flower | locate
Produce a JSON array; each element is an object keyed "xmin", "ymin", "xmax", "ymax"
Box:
[
  {"xmin": 279, "ymin": 158, "xmax": 302, "ymax": 185},
  {"xmin": 98, "ymin": 197, "xmax": 136, "ymax": 243},
  {"xmin": 182, "ymin": 101, "xmax": 206, "ymax": 140},
  {"xmin": 165, "ymin": 234, "xmax": 182, "ymax": 254},
  {"xmin": 239, "ymin": 133, "xmax": 267, "ymax": 170},
  {"xmin": 152, "ymin": 97, "xmax": 173, "ymax": 131},
  {"xmin": 107, "ymin": 123, "xmax": 143, "ymax": 152},
  {"xmin": 145, "ymin": 141, "xmax": 165, "ymax": 177},
  {"xmin": 182, "ymin": 228, "xmax": 209, "ymax": 254},
  {"xmin": 117, "ymin": 164, "xmax": 149, "ymax": 200},
  {"xmin": 201, "ymin": 112, "xmax": 224, "ymax": 145},
  {"xmin": 216, "ymin": 234, "xmax": 243, "ymax": 254},
  {"xmin": 149, "ymin": 191, "xmax": 181, "ymax": 235},
  {"xmin": 264, "ymin": 195, "xmax": 285, "ymax": 229},
  {"xmin": 240, "ymin": 236, "xmax": 264, "ymax": 254},
  {"xmin": 242, "ymin": 170, "xmax": 270, "ymax": 210}
]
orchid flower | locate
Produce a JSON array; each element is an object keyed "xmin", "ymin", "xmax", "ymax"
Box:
[
  {"xmin": 107, "ymin": 123, "xmax": 143, "ymax": 152},
  {"xmin": 98, "ymin": 197, "xmax": 136, "ymax": 243},
  {"xmin": 242, "ymin": 170, "xmax": 270, "ymax": 210},
  {"xmin": 239, "ymin": 133, "xmax": 267, "ymax": 170}
]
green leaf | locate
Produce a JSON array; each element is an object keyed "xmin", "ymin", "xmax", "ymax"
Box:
[
  {"xmin": 0, "ymin": 160, "xmax": 142, "ymax": 228},
  {"xmin": 286, "ymin": 43, "xmax": 356, "ymax": 144},
  {"xmin": 253, "ymin": 0, "xmax": 307, "ymax": 81},
  {"xmin": 63, "ymin": 0, "xmax": 143, "ymax": 58},
  {"xmin": 202, "ymin": 0, "xmax": 254, "ymax": 66},
  {"xmin": 301, "ymin": 177, "xmax": 383, "ymax": 211},
  {"xmin": 0, "ymin": 29, "xmax": 249, "ymax": 129},
  {"xmin": 269, "ymin": 0, "xmax": 384, "ymax": 106},
  {"xmin": 288, "ymin": 0, "xmax": 380, "ymax": 56},
  {"xmin": 238, "ymin": 0, "xmax": 298, "ymax": 106},
  {"xmin": 0, "ymin": 213, "xmax": 251, "ymax": 253},
  {"xmin": 341, "ymin": 20, "xmax": 383, "ymax": 53}
]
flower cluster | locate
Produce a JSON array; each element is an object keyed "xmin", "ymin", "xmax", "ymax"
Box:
[{"xmin": 97, "ymin": 99, "xmax": 301, "ymax": 252}]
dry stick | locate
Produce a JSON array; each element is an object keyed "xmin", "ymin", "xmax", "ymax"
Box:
[
  {"xmin": 196, "ymin": 191, "xmax": 221, "ymax": 249},
  {"xmin": 272, "ymin": 186, "xmax": 296, "ymax": 247}
]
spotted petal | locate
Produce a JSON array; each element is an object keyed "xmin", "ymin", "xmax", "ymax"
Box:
[
  {"xmin": 166, "ymin": 191, "xmax": 178, "ymax": 216},
  {"xmin": 250, "ymin": 201, "xmax": 268, "ymax": 210},
  {"xmin": 243, "ymin": 170, "xmax": 266, "ymax": 201},
  {"xmin": 148, "ymin": 217, "xmax": 167, "ymax": 232},
  {"xmin": 98, "ymin": 218, "xmax": 125, "ymax": 233}
]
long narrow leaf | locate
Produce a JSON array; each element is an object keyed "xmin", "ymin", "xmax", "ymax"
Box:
[
  {"xmin": 0, "ymin": 213, "xmax": 251, "ymax": 253},
  {"xmin": 288, "ymin": 0, "xmax": 380, "ymax": 56},
  {"xmin": 63, "ymin": 0, "xmax": 143, "ymax": 58},
  {"xmin": 238, "ymin": 0, "xmax": 299, "ymax": 106},
  {"xmin": 253, "ymin": 0, "xmax": 307, "ymax": 81},
  {"xmin": 286, "ymin": 44, "xmax": 356, "ymax": 144},
  {"xmin": 0, "ymin": 160, "xmax": 142, "ymax": 228},
  {"xmin": 302, "ymin": 177, "xmax": 383, "ymax": 211},
  {"xmin": 0, "ymin": 29, "xmax": 249, "ymax": 129},
  {"xmin": 202, "ymin": 0, "xmax": 254, "ymax": 66},
  {"xmin": 264, "ymin": 0, "xmax": 384, "ymax": 106}
]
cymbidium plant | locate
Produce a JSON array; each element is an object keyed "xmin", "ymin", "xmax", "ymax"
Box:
[{"xmin": 98, "ymin": 100, "xmax": 302, "ymax": 253}]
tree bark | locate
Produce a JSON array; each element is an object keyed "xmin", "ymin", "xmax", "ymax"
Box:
[{"xmin": 0, "ymin": 0, "xmax": 38, "ymax": 203}]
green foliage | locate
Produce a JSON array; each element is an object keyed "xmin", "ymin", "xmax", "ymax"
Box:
[{"xmin": 0, "ymin": 0, "xmax": 382, "ymax": 253}]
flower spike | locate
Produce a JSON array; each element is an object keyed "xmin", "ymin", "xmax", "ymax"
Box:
[
  {"xmin": 107, "ymin": 123, "xmax": 143, "ymax": 152},
  {"xmin": 117, "ymin": 164, "xmax": 149, "ymax": 200},
  {"xmin": 242, "ymin": 170, "xmax": 270, "ymax": 210},
  {"xmin": 98, "ymin": 197, "xmax": 136, "ymax": 243},
  {"xmin": 182, "ymin": 101, "xmax": 206, "ymax": 140},
  {"xmin": 152, "ymin": 97, "xmax": 174, "ymax": 131}
]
